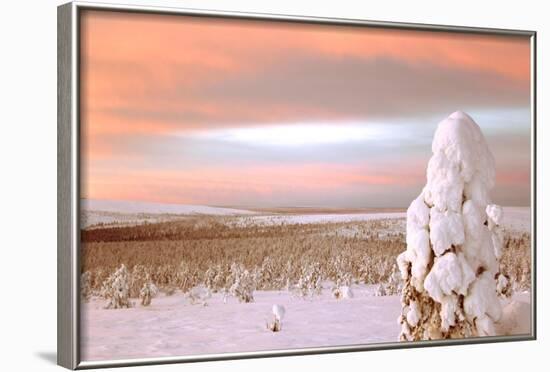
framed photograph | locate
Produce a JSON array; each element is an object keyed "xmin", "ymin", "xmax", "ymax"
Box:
[{"xmin": 57, "ymin": 1, "xmax": 537, "ymax": 369}]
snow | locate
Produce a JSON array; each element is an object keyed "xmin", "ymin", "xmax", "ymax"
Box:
[
  {"xmin": 486, "ymin": 204, "xmax": 503, "ymax": 226},
  {"xmin": 406, "ymin": 229, "xmax": 431, "ymax": 290},
  {"xmin": 341, "ymin": 286, "xmax": 354, "ymax": 299},
  {"xmin": 424, "ymin": 252, "xmax": 474, "ymax": 303},
  {"xmin": 500, "ymin": 207, "xmax": 531, "ymax": 234},
  {"xmin": 81, "ymin": 199, "xmax": 257, "ymax": 228},
  {"xmin": 83, "ymin": 199, "xmax": 258, "ymax": 215},
  {"xmin": 100, "ymin": 264, "xmax": 132, "ymax": 310},
  {"xmin": 406, "ymin": 301, "xmax": 420, "ymax": 327},
  {"xmin": 81, "ymin": 285, "xmax": 400, "ymax": 361},
  {"xmin": 232, "ymin": 212, "xmax": 406, "ymax": 227},
  {"xmin": 464, "ymin": 271, "xmax": 502, "ymax": 322},
  {"xmin": 495, "ymin": 292, "xmax": 532, "ymax": 336},
  {"xmin": 406, "ymin": 194, "xmax": 430, "ymax": 232},
  {"xmin": 425, "ymin": 111, "xmax": 495, "ymax": 210},
  {"xmin": 81, "ymin": 200, "xmax": 408, "ymax": 229},
  {"xmin": 272, "ymin": 304, "xmax": 286, "ymax": 321},
  {"xmin": 439, "ymin": 296, "xmax": 459, "ymax": 332},
  {"xmin": 428, "ymin": 209, "xmax": 464, "ymax": 256},
  {"xmin": 80, "ymin": 287, "xmax": 531, "ymax": 362}
]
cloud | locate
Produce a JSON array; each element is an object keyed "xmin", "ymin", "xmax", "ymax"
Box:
[
  {"xmin": 80, "ymin": 9, "xmax": 530, "ymax": 132},
  {"xmin": 90, "ymin": 53, "xmax": 529, "ymax": 132},
  {"xmin": 79, "ymin": 10, "xmax": 532, "ymax": 207},
  {"xmin": 192, "ymin": 54, "xmax": 529, "ymax": 122}
]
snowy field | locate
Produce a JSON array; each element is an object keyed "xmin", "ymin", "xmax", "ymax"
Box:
[
  {"xmin": 501, "ymin": 207, "xmax": 532, "ymax": 234},
  {"xmin": 80, "ymin": 199, "xmax": 532, "ymax": 361},
  {"xmin": 81, "ymin": 285, "xmax": 397, "ymax": 361},
  {"xmin": 81, "ymin": 199, "xmax": 530, "ymax": 233},
  {"xmin": 83, "ymin": 199, "xmax": 258, "ymax": 215},
  {"xmin": 231, "ymin": 212, "xmax": 406, "ymax": 227},
  {"xmin": 81, "ymin": 285, "xmax": 531, "ymax": 361},
  {"xmin": 81, "ymin": 199, "xmax": 258, "ymax": 228}
]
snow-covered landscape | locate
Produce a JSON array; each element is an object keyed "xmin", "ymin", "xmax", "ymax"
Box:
[{"xmin": 80, "ymin": 201, "xmax": 531, "ymax": 361}]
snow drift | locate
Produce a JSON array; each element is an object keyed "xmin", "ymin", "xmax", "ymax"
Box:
[{"xmin": 398, "ymin": 111, "xmax": 506, "ymax": 340}]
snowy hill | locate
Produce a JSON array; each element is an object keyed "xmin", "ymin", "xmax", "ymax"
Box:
[
  {"xmin": 80, "ymin": 199, "xmax": 257, "ymax": 228},
  {"xmin": 82, "ymin": 199, "xmax": 257, "ymax": 216}
]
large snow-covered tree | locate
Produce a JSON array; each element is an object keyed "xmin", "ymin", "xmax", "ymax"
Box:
[{"xmin": 397, "ymin": 111, "xmax": 505, "ymax": 340}]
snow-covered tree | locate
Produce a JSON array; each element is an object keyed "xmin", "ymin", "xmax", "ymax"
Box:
[
  {"xmin": 130, "ymin": 264, "xmax": 149, "ymax": 298},
  {"xmin": 371, "ymin": 264, "xmax": 400, "ymax": 297},
  {"xmin": 139, "ymin": 275, "xmax": 158, "ymax": 306},
  {"xmin": 339, "ymin": 285, "xmax": 354, "ymax": 299},
  {"xmin": 92, "ymin": 268, "xmax": 108, "ymax": 290},
  {"xmin": 176, "ymin": 261, "xmax": 200, "ymax": 293},
  {"xmin": 283, "ymin": 259, "xmax": 295, "ymax": 291},
  {"xmin": 358, "ymin": 256, "xmax": 373, "ymax": 284},
  {"xmin": 229, "ymin": 263, "xmax": 255, "ymax": 303},
  {"xmin": 331, "ymin": 254, "xmax": 353, "ymax": 299},
  {"xmin": 386, "ymin": 263, "xmax": 401, "ymax": 295},
  {"xmin": 204, "ymin": 264, "xmax": 228, "ymax": 293},
  {"xmin": 101, "ymin": 264, "xmax": 133, "ymax": 309},
  {"xmin": 374, "ymin": 283, "xmax": 387, "ymax": 297},
  {"xmin": 187, "ymin": 285, "xmax": 212, "ymax": 306},
  {"xmin": 293, "ymin": 262, "xmax": 323, "ymax": 298},
  {"xmin": 257, "ymin": 257, "xmax": 285, "ymax": 290},
  {"xmin": 397, "ymin": 111, "xmax": 504, "ymax": 341}
]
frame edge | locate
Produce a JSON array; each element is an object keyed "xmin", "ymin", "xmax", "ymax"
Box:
[
  {"xmin": 531, "ymin": 31, "xmax": 537, "ymax": 341},
  {"xmin": 58, "ymin": 2, "xmax": 78, "ymax": 370},
  {"xmin": 66, "ymin": 2, "xmax": 538, "ymax": 369},
  {"xmin": 72, "ymin": 0, "xmax": 535, "ymax": 35}
]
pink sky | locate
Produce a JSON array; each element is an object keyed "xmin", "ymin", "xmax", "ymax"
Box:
[{"xmin": 80, "ymin": 10, "xmax": 531, "ymax": 207}]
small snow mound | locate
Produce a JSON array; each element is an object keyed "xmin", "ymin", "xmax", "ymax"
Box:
[
  {"xmin": 268, "ymin": 304, "xmax": 285, "ymax": 332},
  {"xmin": 272, "ymin": 304, "xmax": 286, "ymax": 321},
  {"xmin": 495, "ymin": 300, "xmax": 531, "ymax": 336}
]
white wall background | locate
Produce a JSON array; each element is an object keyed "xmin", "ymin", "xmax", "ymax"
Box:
[{"xmin": 0, "ymin": 0, "xmax": 546, "ymax": 370}]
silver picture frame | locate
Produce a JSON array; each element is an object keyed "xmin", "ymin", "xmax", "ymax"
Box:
[{"xmin": 57, "ymin": 1, "xmax": 537, "ymax": 369}]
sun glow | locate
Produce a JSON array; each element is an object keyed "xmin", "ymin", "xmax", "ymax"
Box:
[{"xmin": 186, "ymin": 123, "xmax": 389, "ymax": 146}]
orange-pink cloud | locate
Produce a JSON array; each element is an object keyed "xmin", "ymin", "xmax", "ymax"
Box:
[
  {"xmin": 81, "ymin": 163, "xmax": 424, "ymax": 205},
  {"xmin": 79, "ymin": 9, "xmax": 531, "ymax": 206}
]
